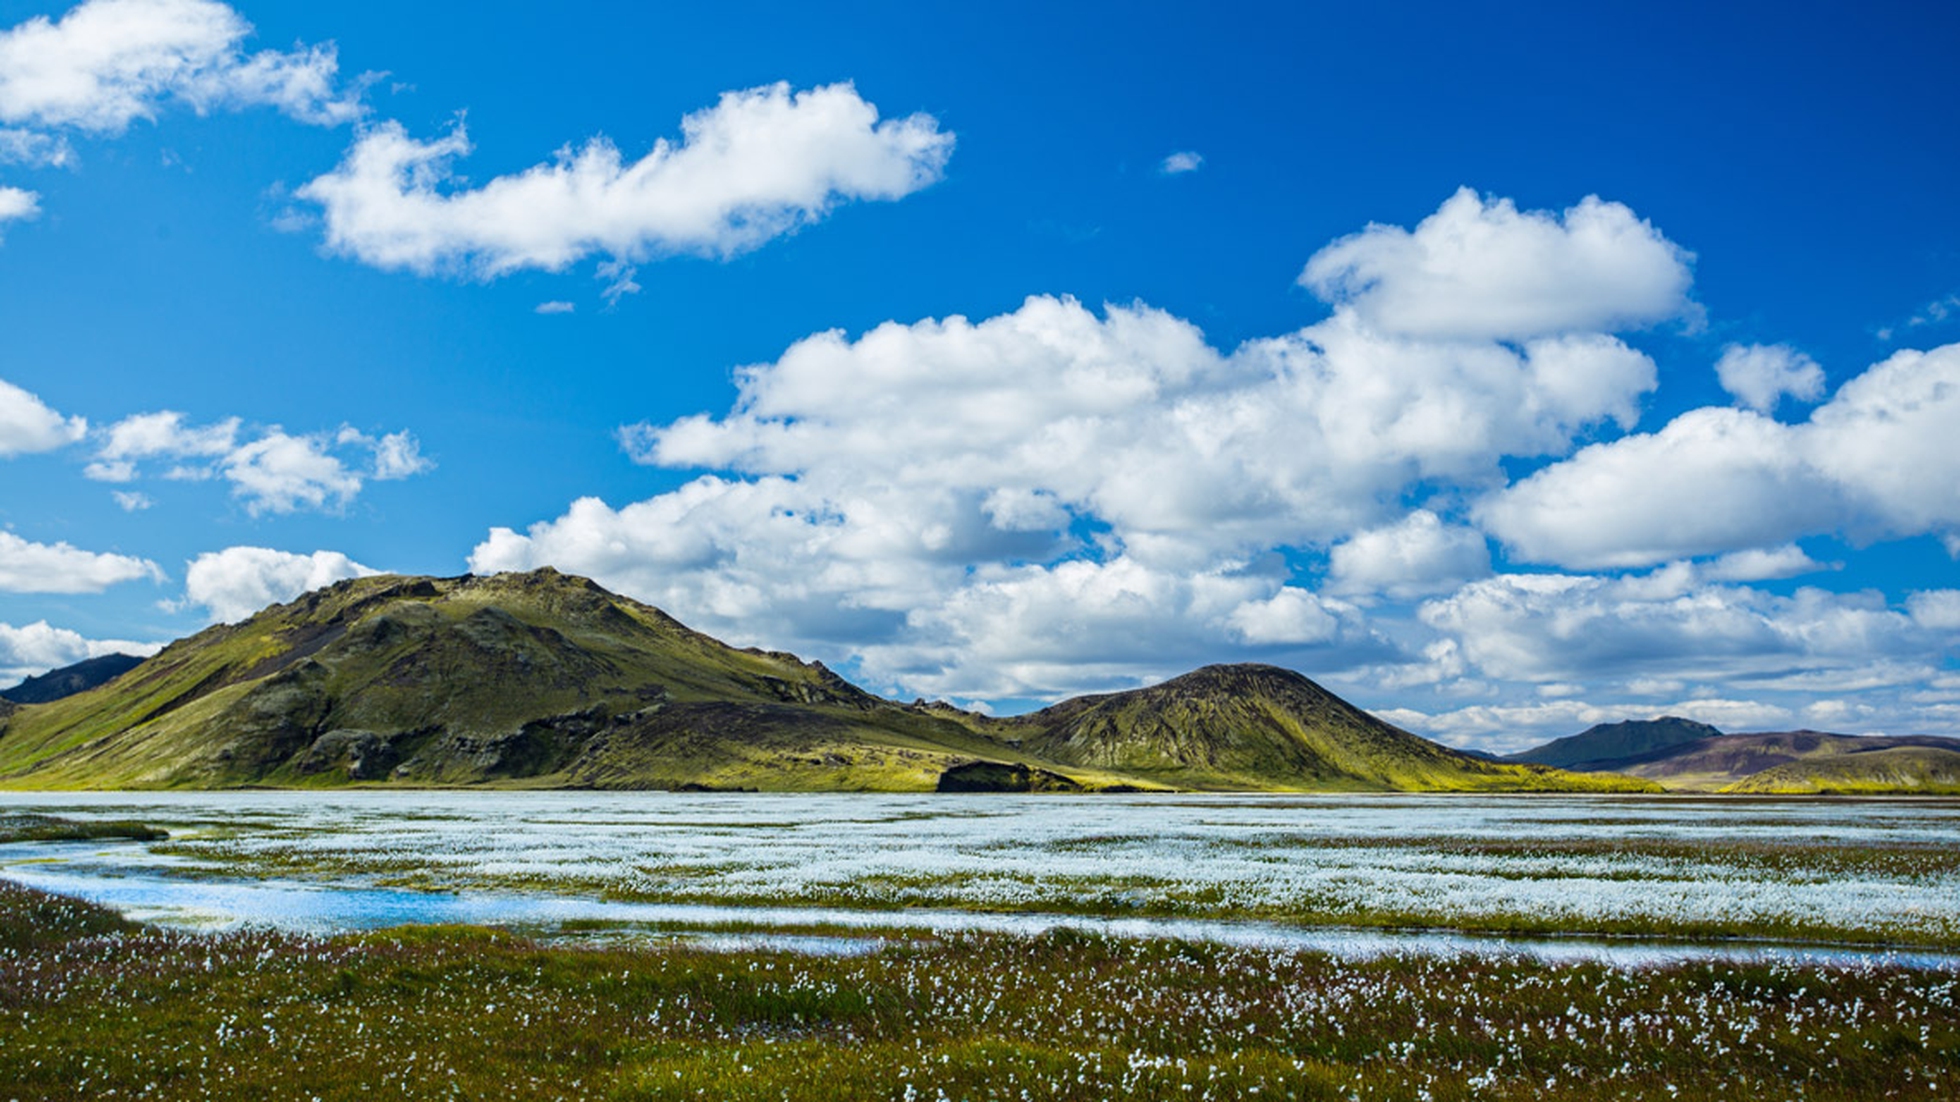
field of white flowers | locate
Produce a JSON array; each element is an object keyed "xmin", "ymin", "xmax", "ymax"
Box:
[{"xmin": 4, "ymin": 792, "xmax": 1958, "ymax": 949}]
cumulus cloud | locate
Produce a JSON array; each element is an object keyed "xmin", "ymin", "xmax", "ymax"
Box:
[
  {"xmin": 1299, "ymin": 188, "xmax": 1694, "ymax": 341},
  {"xmin": 1384, "ymin": 696, "xmax": 1798, "ymax": 753},
  {"xmin": 0, "ymin": 184, "xmax": 40, "ymax": 231},
  {"xmin": 1417, "ymin": 570, "xmax": 1933, "ymax": 687},
  {"xmin": 1159, "ymin": 150, "xmax": 1202, "ymax": 174},
  {"xmin": 534, "ymin": 300, "xmax": 574, "ymax": 315},
  {"xmin": 1699, "ymin": 544, "xmax": 1829, "ymax": 582},
  {"xmin": 1482, "ymin": 342, "xmax": 1960, "ymax": 567},
  {"xmin": 86, "ymin": 411, "xmax": 429, "ymax": 513},
  {"xmin": 0, "ymin": 619, "xmax": 162, "ymax": 685},
  {"xmin": 1909, "ymin": 590, "xmax": 1960, "ymax": 631},
  {"xmin": 0, "ymin": 0, "xmax": 361, "ymax": 135},
  {"xmin": 1327, "ymin": 510, "xmax": 1491, "ymax": 599},
  {"xmin": 298, "ymin": 82, "xmax": 952, "ymax": 278},
  {"xmin": 180, "ymin": 545, "xmax": 376, "ymax": 623},
  {"xmin": 221, "ymin": 430, "xmax": 362, "ymax": 514},
  {"xmin": 479, "ymin": 190, "xmax": 1702, "ymax": 697},
  {"xmin": 86, "ymin": 409, "xmax": 237, "ymax": 480},
  {"xmin": 631, "ymin": 294, "xmax": 1658, "ymax": 571},
  {"xmin": 0, "ymin": 376, "xmax": 86, "ymax": 455},
  {"xmin": 0, "ymin": 530, "xmax": 162, "ymax": 592},
  {"xmin": 472, "ymin": 491, "xmax": 1382, "ymax": 701},
  {"xmin": 1715, "ymin": 343, "xmax": 1825, "ymax": 412}
]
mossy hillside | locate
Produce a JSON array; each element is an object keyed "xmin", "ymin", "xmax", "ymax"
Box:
[
  {"xmin": 0, "ymin": 570, "xmax": 1642, "ymax": 793},
  {"xmin": 0, "ymin": 570, "xmax": 1110, "ymax": 791},
  {"xmin": 0, "ymin": 570, "xmax": 942, "ymax": 789},
  {"xmin": 1017, "ymin": 665, "xmax": 1658, "ymax": 793},
  {"xmin": 1723, "ymin": 746, "xmax": 1960, "ymax": 795}
]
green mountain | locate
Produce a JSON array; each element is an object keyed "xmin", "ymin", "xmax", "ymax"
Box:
[
  {"xmin": 0, "ymin": 569, "xmax": 1651, "ymax": 794},
  {"xmin": 1505, "ymin": 716, "xmax": 1725, "ymax": 771},
  {"xmin": 1014, "ymin": 664, "xmax": 1642, "ymax": 791},
  {"xmin": 1, "ymin": 653, "xmax": 146, "ymax": 705}
]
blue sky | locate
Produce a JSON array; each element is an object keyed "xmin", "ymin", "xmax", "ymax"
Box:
[{"xmin": 3, "ymin": 0, "xmax": 1958, "ymax": 749}]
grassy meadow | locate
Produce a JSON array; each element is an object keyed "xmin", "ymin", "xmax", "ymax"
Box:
[{"xmin": 2, "ymin": 877, "xmax": 1956, "ymax": 1101}]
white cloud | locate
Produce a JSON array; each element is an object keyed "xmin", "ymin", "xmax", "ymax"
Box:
[
  {"xmin": 0, "ymin": 619, "xmax": 161, "ymax": 685},
  {"xmin": 0, "ymin": 530, "xmax": 162, "ymax": 592},
  {"xmin": 1226, "ymin": 586, "xmax": 1341, "ymax": 645},
  {"xmin": 1699, "ymin": 544, "xmax": 1828, "ymax": 582},
  {"xmin": 1715, "ymin": 342, "xmax": 1825, "ymax": 412},
  {"xmin": 0, "ymin": 376, "xmax": 86, "ymax": 455},
  {"xmin": 367, "ymin": 429, "xmax": 430, "ymax": 480},
  {"xmin": 1909, "ymin": 590, "xmax": 1960, "ymax": 632},
  {"xmin": 180, "ymin": 545, "xmax": 376, "ymax": 623},
  {"xmin": 486, "ymin": 190, "xmax": 1702, "ymax": 698},
  {"xmin": 86, "ymin": 409, "xmax": 237, "ymax": 480},
  {"xmin": 0, "ymin": 127, "xmax": 74, "ymax": 167},
  {"xmin": 0, "ymin": 0, "xmax": 360, "ymax": 134},
  {"xmin": 111, "ymin": 490, "xmax": 152, "ymax": 511},
  {"xmin": 1327, "ymin": 510, "xmax": 1491, "ymax": 599},
  {"xmin": 1386, "ymin": 696, "xmax": 1797, "ymax": 753},
  {"xmin": 299, "ymin": 81, "xmax": 952, "ymax": 278},
  {"xmin": 633, "ymin": 295, "xmax": 1658, "ymax": 569},
  {"xmin": 1880, "ymin": 292, "xmax": 1960, "ymax": 342},
  {"xmin": 534, "ymin": 300, "xmax": 575, "ymax": 315},
  {"xmin": 1159, "ymin": 150, "xmax": 1202, "ymax": 174},
  {"xmin": 1299, "ymin": 187, "xmax": 1694, "ymax": 341},
  {"xmin": 0, "ymin": 184, "xmax": 37, "ymax": 230},
  {"xmin": 1417, "ymin": 571, "xmax": 1932, "ymax": 687},
  {"xmin": 220, "ymin": 430, "xmax": 360, "ymax": 514},
  {"xmin": 86, "ymin": 411, "xmax": 428, "ymax": 513},
  {"xmin": 1482, "ymin": 342, "xmax": 1960, "ymax": 568}
]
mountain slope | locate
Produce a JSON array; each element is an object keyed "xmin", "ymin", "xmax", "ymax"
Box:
[
  {"xmin": 0, "ymin": 570, "xmax": 1649, "ymax": 793},
  {"xmin": 0, "ymin": 654, "xmax": 146, "ymax": 705},
  {"xmin": 0, "ymin": 570, "xmax": 1018, "ymax": 790},
  {"xmin": 1552, "ymin": 729, "xmax": 1960, "ymax": 791},
  {"xmin": 1505, "ymin": 716, "xmax": 1723, "ymax": 771},
  {"xmin": 1015, "ymin": 664, "xmax": 1655, "ymax": 792},
  {"xmin": 1721, "ymin": 746, "xmax": 1960, "ymax": 794}
]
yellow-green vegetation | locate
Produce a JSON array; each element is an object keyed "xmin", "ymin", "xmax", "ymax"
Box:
[
  {"xmin": 1724, "ymin": 747, "xmax": 1960, "ymax": 795},
  {"xmin": 0, "ymin": 882, "xmax": 1953, "ymax": 1101},
  {"xmin": 0, "ymin": 568, "xmax": 1645, "ymax": 794},
  {"xmin": 0, "ymin": 812, "xmax": 166, "ymax": 844},
  {"xmin": 1017, "ymin": 664, "xmax": 1656, "ymax": 792}
]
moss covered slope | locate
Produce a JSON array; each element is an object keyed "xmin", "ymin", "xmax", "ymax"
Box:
[
  {"xmin": 0, "ymin": 571, "xmax": 1643, "ymax": 793},
  {"xmin": 1014, "ymin": 664, "xmax": 1655, "ymax": 792}
]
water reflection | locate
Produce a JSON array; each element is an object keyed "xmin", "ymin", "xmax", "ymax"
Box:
[{"xmin": 3, "ymin": 839, "xmax": 1955, "ymax": 971}]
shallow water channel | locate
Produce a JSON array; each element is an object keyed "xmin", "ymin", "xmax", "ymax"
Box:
[{"xmin": 4, "ymin": 790, "xmax": 1959, "ymax": 969}]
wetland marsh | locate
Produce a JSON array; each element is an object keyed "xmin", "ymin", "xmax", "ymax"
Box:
[{"xmin": 3, "ymin": 792, "xmax": 1958, "ymax": 1099}]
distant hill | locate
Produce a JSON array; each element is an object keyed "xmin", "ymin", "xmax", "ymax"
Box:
[
  {"xmin": 1513, "ymin": 722, "xmax": 1960, "ymax": 793},
  {"xmin": 1506, "ymin": 716, "xmax": 1723, "ymax": 771},
  {"xmin": 1017, "ymin": 664, "xmax": 1638, "ymax": 792},
  {"xmin": 1723, "ymin": 745, "xmax": 1960, "ymax": 795},
  {"xmin": 0, "ymin": 569, "xmax": 1648, "ymax": 794},
  {"xmin": 1, "ymin": 654, "xmax": 146, "ymax": 705}
]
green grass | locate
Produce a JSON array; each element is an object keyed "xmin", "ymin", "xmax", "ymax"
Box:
[
  {"xmin": 0, "ymin": 883, "xmax": 1954, "ymax": 1100},
  {"xmin": 0, "ymin": 812, "xmax": 167, "ymax": 844}
]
